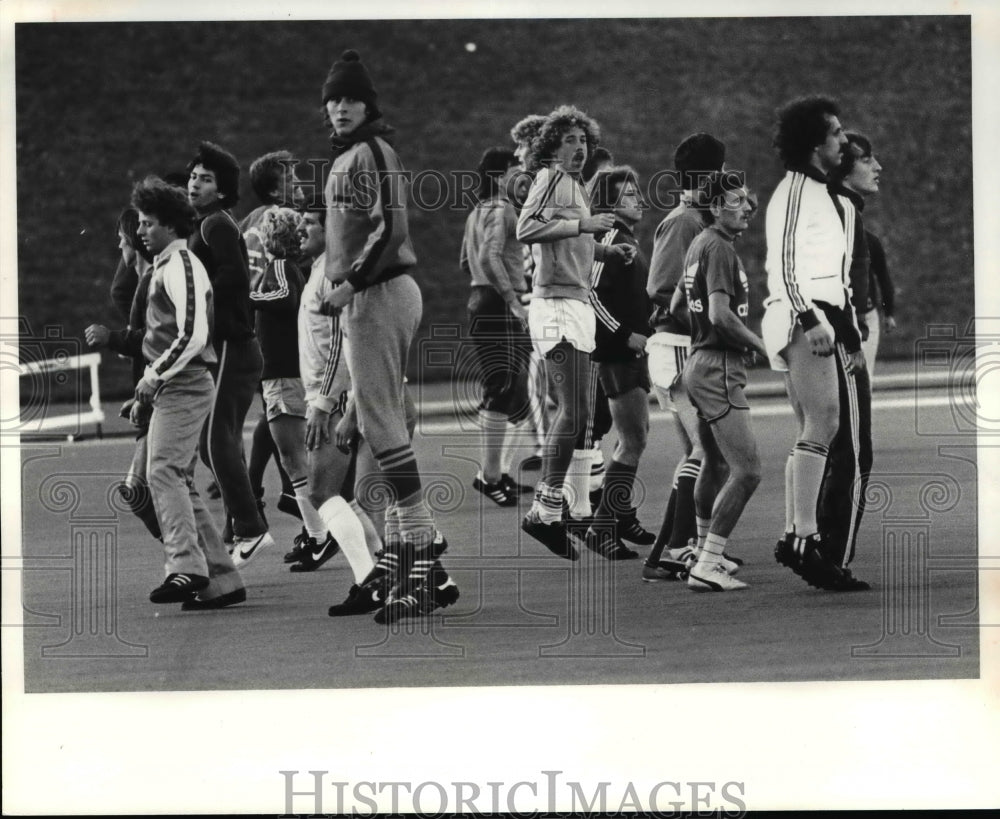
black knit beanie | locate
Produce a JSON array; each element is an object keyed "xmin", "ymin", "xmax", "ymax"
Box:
[
  {"xmin": 674, "ymin": 133, "xmax": 727, "ymax": 188},
  {"xmin": 322, "ymin": 49, "xmax": 380, "ymax": 117}
]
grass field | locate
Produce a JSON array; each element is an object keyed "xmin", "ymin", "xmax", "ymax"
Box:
[{"xmin": 14, "ymin": 15, "xmax": 972, "ymax": 398}]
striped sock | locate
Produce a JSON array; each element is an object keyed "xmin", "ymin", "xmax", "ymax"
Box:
[
  {"xmin": 589, "ymin": 447, "xmax": 606, "ymax": 492},
  {"xmin": 667, "ymin": 458, "xmax": 701, "ymax": 549},
  {"xmin": 397, "ymin": 498, "xmax": 435, "ymax": 549},
  {"xmin": 697, "ymin": 532, "xmax": 728, "ymax": 570},
  {"xmin": 317, "ymin": 495, "xmax": 372, "ymax": 583},
  {"xmin": 292, "ymin": 476, "xmax": 327, "ymax": 541},
  {"xmin": 531, "ymin": 481, "xmax": 563, "ymax": 524},
  {"xmin": 792, "ymin": 441, "xmax": 830, "ymax": 537},
  {"xmin": 695, "ymin": 515, "xmax": 711, "ymax": 556}
]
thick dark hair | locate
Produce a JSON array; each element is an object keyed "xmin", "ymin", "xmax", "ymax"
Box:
[
  {"xmin": 829, "ymin": 131, "xmax": 873, "ymax": 182},
  {"xmin": 525, "ymin": 105, "xmax": 601, "ymax": 173},
  {"xmin": 582, "ymin": 146, "xmax": 614, "ymax": 184},
  {"xmin": 116, "ymin": 207, "xmax": 154, "ymax": 263},
  {"xmin": 589, "ymin": 165, "xmax": 640, "ymax": 215},
  {"xmin": 130, "ymin": 176, "xmax": 198, "ymax": 238},
  {"xmin": 509, "ymin": 114, "xmax": 546, "ymax": 147},
  {"xmin": 249, "ymin": 150, "xmax": 295, "ymax": 205},
  {"xmin": 773, "ymin": 96, "xmax": 840, "ymax": 169},
  {"xmin": 186, "ymin": 140, "xmax": 241, "ymax": 205},
  {"xmin": 699, "ymin": 170, "xmax": 747, "ymax": 225},
  {"xmin": 476, "ymin": 147, "xmax": 518, "ymax": 200}
]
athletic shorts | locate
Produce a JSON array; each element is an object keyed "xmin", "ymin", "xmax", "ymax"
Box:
[
  {"xmin": 646, "ymin": 331, "xmax": 690, "ymax": 410},
  {"xmin": 762, "ymin": 300, "xmax": 835, "ymax": 373},
  {"xmin": 467, "ymin": 286, "xmax": 531, "ymax": 421},
  {"xmin": 682, "ymin": 348, "xmax": 749, "ymax": 423},
  {"xmin": 597, "ymin": 357, "xmax": 652, "ymax": 399},
  {"xmin": 528, "ymin": 296, "xmax": 596, "ymax": 357},
  {"xmin": 261, "ymin": 377, "xmax": 307, "ymax": 421}
]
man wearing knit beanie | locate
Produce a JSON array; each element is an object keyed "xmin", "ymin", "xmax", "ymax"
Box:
[
  {"xmin": 187, "ymin": 140, "xmax": 277, "ymax": 580},
  {"xmin": 642, "ymin": 133, "xmax": 728, "ymax": 582},
  {"xmin": 316, "ymin": 50, "xmax": 459, "ymax": 624}
]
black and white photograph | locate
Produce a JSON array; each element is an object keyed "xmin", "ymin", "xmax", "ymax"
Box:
[{"xmin": 2, "ymin": 0, "xmax": 998, "ymax": 813}]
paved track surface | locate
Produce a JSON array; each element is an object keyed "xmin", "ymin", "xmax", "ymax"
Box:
[{"xmin": 17, "ymin": 391, "xmax": 979, "ymax": 692}]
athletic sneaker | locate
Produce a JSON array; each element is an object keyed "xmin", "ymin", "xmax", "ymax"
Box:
[
  {"xmin": 230, "ymin": 531, "xmax": 275, "ymax": 568},
  {"xmin": 181, "ymin": 587, "xmax": 247, "ymax": 610},
  {"xmin": 284, "ymin": 528, "xmax": 309, "ymax": 563},
  {"xmin": 585, "ymin": 528, "xmax": 639, "ymax": 561},
  {"xmin": 328, "ymin": 580, "xmax": 386, "ymax": 617},
  {"xmin": 774, "ymin": 532, "xmax": 798, "ymax": 571},
  {"xmin": 667, "ymin": 542, "xmax": 740, "ymax": 576},
  {"xmin": 521, "ymin": 513, "xmax": 578, "ymax": 561},
  {"xmin": 149, "ymin": 572, "xmax": 209, "ymax": 604},
  {"xmin": 618, "ymin": 512, "xmax": 656, "ymax": 546},
  {"xmin": 796, "ymin": 533, "xmax": 847, "ymax": 590},
  {"xmin": 830, "ymin": 568, "xmax": 871, "ymax": 592},
  {"xmin": 374, "ymin": 581, "xmax": 461, "ymax": 624},
  {"xmin": 473, "ymin": 475, "xmax": 517, "ymax": 507},
  {"xmin": 687, "ymin": 563, "xmax": 749, "ymax": 592},
  {"xmin": 501, "ymin": 473, "xmax": 534, "ymax": 495},
  {"xmin": 641, "ymin": 552, "xmax": 691, "ymax": 581},
  {"xmin": 289, "ymin": 533, "xmax": 340, "ymax": 572}
]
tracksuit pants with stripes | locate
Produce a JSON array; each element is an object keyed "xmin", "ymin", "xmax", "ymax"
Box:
[
  {"xmin": 199, "ymin": 336, "xmax": 267, "ymax": 538},
  {"xmin": 818, "ymin": 343, "xmax": 873, "ymax": 568}
]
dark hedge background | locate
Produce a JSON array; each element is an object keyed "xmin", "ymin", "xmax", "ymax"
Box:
[{"xmin": 14, "ymin": 16, "xmax": 972, "ymax": 397}]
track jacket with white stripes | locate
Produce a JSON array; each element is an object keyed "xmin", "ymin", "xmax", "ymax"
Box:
[
  {"xmin": 590, "ymin": 221, "xmax": 651, "ymax": 362},
  {"xmin": 250, "ymin": 256, "xmax": 305, "ymax": 379},
  {"xmin": 141, "ymin": 239, "xmax": 216, "ymax": 389}
]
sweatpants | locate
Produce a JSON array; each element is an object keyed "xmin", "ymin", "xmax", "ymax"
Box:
[{"xmin": 148, "ymin": 367, "xmax": 243, "ymax": 595}]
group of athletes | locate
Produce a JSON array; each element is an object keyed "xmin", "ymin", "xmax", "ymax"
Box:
[
  {"xmin": 465, "ymin": 95, "xmax": 895, "ymax": 593},
  {"xmin": 84, "ymin": 48, "xmax": 897, "ymax": 623}
]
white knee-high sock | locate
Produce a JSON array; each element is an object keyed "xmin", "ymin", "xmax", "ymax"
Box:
[
  {"xmin": 565, "ymin": 449, "xmax": 593, "ymax": 519},
  {"xmin": 318, "ymin": 495, "xmax": 373, "ymax": 582},
  {"xmin": 350, "ymin": 498, "xmax": 383, "ymax": 554},
  {"xmin": 292, "ymin": 477, "xmax": 327, "ymax": 541},
  {"xmin": 792, "ymin": 441, "xmax": 829, "ymax": 537}
]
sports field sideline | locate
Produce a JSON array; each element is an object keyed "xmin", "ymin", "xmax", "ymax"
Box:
[{"xmin": 12, "ymin": 381, "xmax": 981, "ymax": 693}]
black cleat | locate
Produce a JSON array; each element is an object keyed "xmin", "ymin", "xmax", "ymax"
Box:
[
  {"xmin": 181, "ymin": 587, "xmax": 247, "ymax": 610},
  {"xmin": 585, "ymin": 527, "xmax": 639, "ymax": 561},
  {"xmin": 328, "ymin": 580, "xmax": 386, "ymax": 617},
  {"xmin": 618, "ymin": 512, "xmax": 656, "ymax": 546},
  {"xmin": 774, "ymin": 532, "xmax": 798, "ymax": 571},
  {"xmin": 374, "ymin": 582, "xmax": 461, "ymax": 624},
  {"xmin": 284, "ymin": 528, "xmax": 309, "ymax": 563},
  {"xmin": 473, "ymin": 476, "xmax": 517, "ymax": 507},
  {"xmin": 829, "ymin": 567, "xmax": 871, "ymax": 592},
  {"xmin": 149, "ymin": 573, "xmax": 209, "ymax": 604},
  {"xmin": 797, "ymin": 533, "xmax": 847, "ymax": 590},
  {"xmin": 522, "ymin": 514, "xmax": 578, "ymax": 561},
  {"xmin": 289, "ymin": 533, "xmax": 340, "ymax": 572}
]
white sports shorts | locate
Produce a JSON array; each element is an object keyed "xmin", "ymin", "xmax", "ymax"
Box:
[
  {"xmin": 761, "ymin": 299, "xmax": 835, "ymax": 373},
  {"xmin": 528, "ymin": 296, "xmax": 596, "ymax": 357},
  {"xmin": 646, "ymin": 330, "xmax": 691, "ymax": 412}
]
